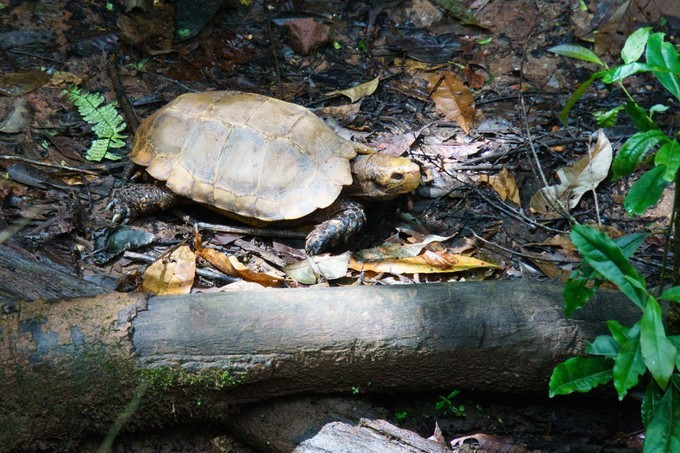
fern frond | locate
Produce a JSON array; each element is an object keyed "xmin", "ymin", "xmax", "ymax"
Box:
[{"xmin": 65, "ymin": 86, "xmax": 128, "ymax": 162}]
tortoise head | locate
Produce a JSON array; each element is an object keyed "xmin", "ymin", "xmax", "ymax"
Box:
[{"xmin": 349, "ymin": 153, "xmax": 421, "ymax": 200}]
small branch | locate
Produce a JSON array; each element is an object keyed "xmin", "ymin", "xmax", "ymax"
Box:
[
  {"xmin": 194, "ymin": 220, "xmax": 307, "ymax": 240},
  {"xmin": 123, "ymin": 251, "xmax": 239, "ymax": 283},
  {"xmin": 0, "ymin": 155, "xmax": 99, "ymax": 175}
]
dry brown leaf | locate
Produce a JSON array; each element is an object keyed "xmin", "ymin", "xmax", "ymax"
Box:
[
  {"xmin": 284, "ymin": 252, "xmax": 351, "ymax": 284},
  {"xmin": 480, "ymin": 167, "xmax": 520, "ymax": 206},
  {"xmin": 426, "ymin": 72, "xmax": 476, "ymax": 133},
  {"xmin": 355, "ymin": 234, "xmax": 455, "ymax": 261},
  {"xmin": 196, "ymin": 247, "xmax": 284, "ymax": 287},
  {"xmin": 46, "ymin": 71, "xmax": 83, "ymax": 88},
  {"xmin": 349, "ymin": 252, "xmax": 498, "ymax": 274},
  {"xmin": 530, "ymin": 130, "xmax": 612, "ymax": 217},
  {"xmin": 326, "ymin": 76, "xmax": 379, "ymax": 103},
  {"xmin": 142, "ymin": 245, "xmax": 196, "ymax": 295}
]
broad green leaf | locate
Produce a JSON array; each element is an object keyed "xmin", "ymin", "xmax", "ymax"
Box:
[
  {"xmin": 646, "ymin": 32, "xmax": 680, "ymax": 101},
  {"xmin": 613, "ymin": 336, "xmax": 645, "ymax": 399},
  {"xmin": 559, "ymin": 74, "xmax": 603, "ymax": 124},
  {"xmin": 621, "ymin": 27, "xmax": 651, "ymax": 63},
  {"xmin": 642, "ymin": 380, "xmax": 664, "ymax": 427},
  {"xmin": 669, "ymin": 337, "xmax": 680, "ymax": 370},
  {"xmin": 624, "ymin": 101, "xmax": 657, "ymax": 132},
  {"xmin": 661, "ymin": 286, "xmax": 680, "ymax": 302},
  {"xmin": 641, "ymin": 296, "xmax": 677, "ymax": 390},
  {"xmin": 607, "ymin": 320, "xmax": 636, "ymax": 345},
  {"xmin": 549, "ymin": 44, "xmax": 606, "ymax": 67},
  {"xmin": 564, "ymin": 275, "xmax": 598, "ymax": 318},
  {"xmin": 643, "ymin": 386, "xmax": 680, "ymax": 452},
  {"xmin": 594, "ymin": 106, "xmax": 623, "ymax": 127},
  {"xmin": 549, "ymin": 356, "xmax": 613, "ymax": 397},
  {"xmin": 602, "ymin": 62, "xmax": 657, "ymax": 83},
  {"xmin": 624, "ymin": 165, "xmax": 669, "ymax": 215},
  {"xmin": 612, "ymin": 130, "xmax": 669, "ymax": 179},
  {"xmin": 587, "ymin": 335, "xmax": 620, "ymax": 357},
  {"xmin": 655, "ymin": 140, "xmax": 680, "ymax": 181},
  {"xmin": 571, "ymin": 224, "xmax": 646, "ymax": 307},
  {"xmin": 615, "ymin": 233, "xmax": 649, "ymax": 258}
]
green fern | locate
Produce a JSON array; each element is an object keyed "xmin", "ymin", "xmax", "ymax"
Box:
[{"xmin": 65, "ymin": 86, "xmax": 127, "ymax": 161}]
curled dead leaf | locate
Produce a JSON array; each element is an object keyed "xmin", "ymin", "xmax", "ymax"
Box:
[
  {"xmin": 530, "ymin": 130, "xmax": 612, "ymax": 217},
  {"xmin": 326, "ymin": 77, "xmax": 380, "ymax": 103},
  {"xmin": 196, "ymin": 247, "xmax": 284, "ymax": 287},
  {"xmin": 479, "ymin": 167, "xmax": 521, "ymax": 206}
]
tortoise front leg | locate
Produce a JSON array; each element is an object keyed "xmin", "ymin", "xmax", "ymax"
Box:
[
  {"xmin": 108, "ymin": 184, "xmax": 179, "ymax": 223},
  {"xmin": 305, "ymin": 198, "xmax": 366, "ymax": 255}
]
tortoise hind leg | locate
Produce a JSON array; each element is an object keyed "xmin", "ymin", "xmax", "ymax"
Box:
[
  {"xmin": 108, "ymin": 184, "xmax": 179, "ymax": 223},
  {"xmin": 305, "ymin": 198, "xmax": 366, "ymax": 255}
]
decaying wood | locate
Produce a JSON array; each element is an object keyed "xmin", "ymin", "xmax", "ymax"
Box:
[
  {"xmin": 0, "ymin": 244, "xmax": 105, "ymax": 303},
  {"xmin": 1, "ymin": 280, "xmax": 640, "ymax": 450},
  {"xmin": 294, "ymin": 419, "xmax": 451, "ymax": 453}
]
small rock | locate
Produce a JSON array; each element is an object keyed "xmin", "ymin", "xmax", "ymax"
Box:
[{"xmin": 284, "ymin": 18, "xmax": 330, "ymax": 55}]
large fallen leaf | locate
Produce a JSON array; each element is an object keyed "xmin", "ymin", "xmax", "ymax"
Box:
[
  {"xmin": 326, "ymin": 77, "xmax": 379, "ymax": 103},
  {"xmin": 350, "ymin": 251, "xmax": 498, "ymax": 274},
  {"xmin": 355, "ymin": 234, "xmax": 455, "ymax": 261},
  {"xmin": 196, "ymin": 247, "xmax": 283, "ymax": 287},
  {"xmin": 530, "ymin": 129, "xmax": 613, "ymax": 217},
  {"xmin": 284, "ymin": 252, "xmax": 351, "ymax": 284},
  {"xmin": 142, "ymin": 245, "xmax": 196, "ymax": 295},
  {"xmin": 479, "ymin": 167, "xmax": 521, "ymax": 206},
  {"xmin": 426, "ymin": 72, "xmax": 475, "ymax": 133}
]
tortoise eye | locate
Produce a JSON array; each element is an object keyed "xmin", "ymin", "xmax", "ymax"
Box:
[{"xmin": 391, "ymin": 172, "xmax": 404, "ymax": 181}]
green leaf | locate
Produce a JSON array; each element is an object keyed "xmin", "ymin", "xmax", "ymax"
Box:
[
  {"xmin": 646, "ymin": 32, "xmax": 680, "ymax": 101},
  {"xmin": 613, "ymin": 336, "xmax": 646, "ymax": 399},
  {"xmin": 643, "ymin": 386, "xmax": 680, "ymax": 452},
  {"xmin": 650, "ymin": 104, "xmax": 670, "ymax": 117},
  {"xmin": 641, "ymin": 296, "xmax": 677, "ymax": 390},
  {"xmin": 549, "ymin": 357, "xmax": 613, "ymax": 397},
  {"xmin": 655, "ymin": 141, "xmax": 680, "ymax": 181},
  {"xmin": 571, "ymin": 224, "xmax": 646, "ymax": 307},
  {"xmin": 594, "ymin": 106, "xmax": 623, "ymax": 127},
  {"xmin": 559, "ymin": 74, "xmax": 602, "ymax": 124},
  {"xmin": 587, "ymin": 335, "xmax": 620, "ymax": 357},
  {"xmin": 607, "ymin": 320, "xmax": 636, "ymax": 345},
  {"xmin": 564, "ymin": 274, "xmax": 599, "ymax": 318},
  {"xmin": 602, "ymin": 62, "xmax": 657, "ymax": 83},
  {"xmin": 615, "ymin": 233, "xmax": 649, "ymax": 258},
  {"xmin": 624, "ymin": 101, "xmax": 658, "ymax": 132},
  {"xmin": 661, "ymin": 287, "xmax": 680, "ymax": 302},
  {"xmin": 624, "ymin": 165, "xmax": 669, "ymax": 215},
  {"xmin": 549, "ymin": 44, "xmax": 606, "ymax": 67},
  {"xmin": 621, "ymin": 27, "xmax": 651, "ymax": 63},
  {"xmin": 642, "ymin": 380, "xmax": 664, "ymax": 427},
  {"xmin": 612, "ymin": 130, "xmax": 669, "ymax": 179}
]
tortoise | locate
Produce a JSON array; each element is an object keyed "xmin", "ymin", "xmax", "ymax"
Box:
[{"xmin": 109, "ymin": 91, "xmax": 421, "ymax": 254}]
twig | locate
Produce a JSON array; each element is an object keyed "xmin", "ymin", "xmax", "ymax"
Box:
[
  {"xmin": 518, "ymin": 29, "xmax": 574, "ymax": 222},
  {"xmin": 194, "ymin": 220, "xmax": 307, "ymax": 240},
  {"xmin": 144, "ymin": 72, "xmax": 196, "ymax": 92},
  {"xmin": 0, "ymin": 155, "xmax": 99, "ymax": 174},
  {"xmin": 124, "ymin": 251, "xmax": 239, "ymax": 283},
  {"xmin": 107, "ymin": 56, "xmax": 140, "ymax": 133},
  {"xmin": 469, "ymin": 229, "xmax": 578, "ymax": 263},
  {"xmin": 267, "ymin": 18, "xmax": 284, "ymax": 99}
]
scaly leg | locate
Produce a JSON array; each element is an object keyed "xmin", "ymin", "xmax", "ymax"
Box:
[
  {"xmin": 305, "ymin": 198, "xmax": 366, "ymax": 255},
  {"xmin": 107, "ymin": 184, "xmax": 179, "ymax": 223}
]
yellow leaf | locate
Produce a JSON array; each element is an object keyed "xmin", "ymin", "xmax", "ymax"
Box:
[
  {"xmin": 427, "ymin": 72, "xmax": 476, "ymax": 133},
  {"xmin": 349, "ymin": 252, "xmax": 498, "ymax": 274},
  {"xmin": 142, "ymin": 245, "xmax": 196, "ymax": 295},
  {"xmin": 326, "ymin": 76, "xmax": 380, "ymax": 103}
]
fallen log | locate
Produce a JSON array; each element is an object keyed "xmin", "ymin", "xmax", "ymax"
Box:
[{"xmin": 1, "ymin": 280, "xmax": 639, "ymax": 450}]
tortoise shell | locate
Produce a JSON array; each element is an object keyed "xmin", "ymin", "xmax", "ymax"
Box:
[{"xmin": 130, "ymin": 91, "xmax": 358, "ymax": 221}]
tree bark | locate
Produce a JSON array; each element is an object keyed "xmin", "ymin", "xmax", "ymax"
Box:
[{"xmin": 0, "ymin": 280, "xmax": 639, "ymax": 450}]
